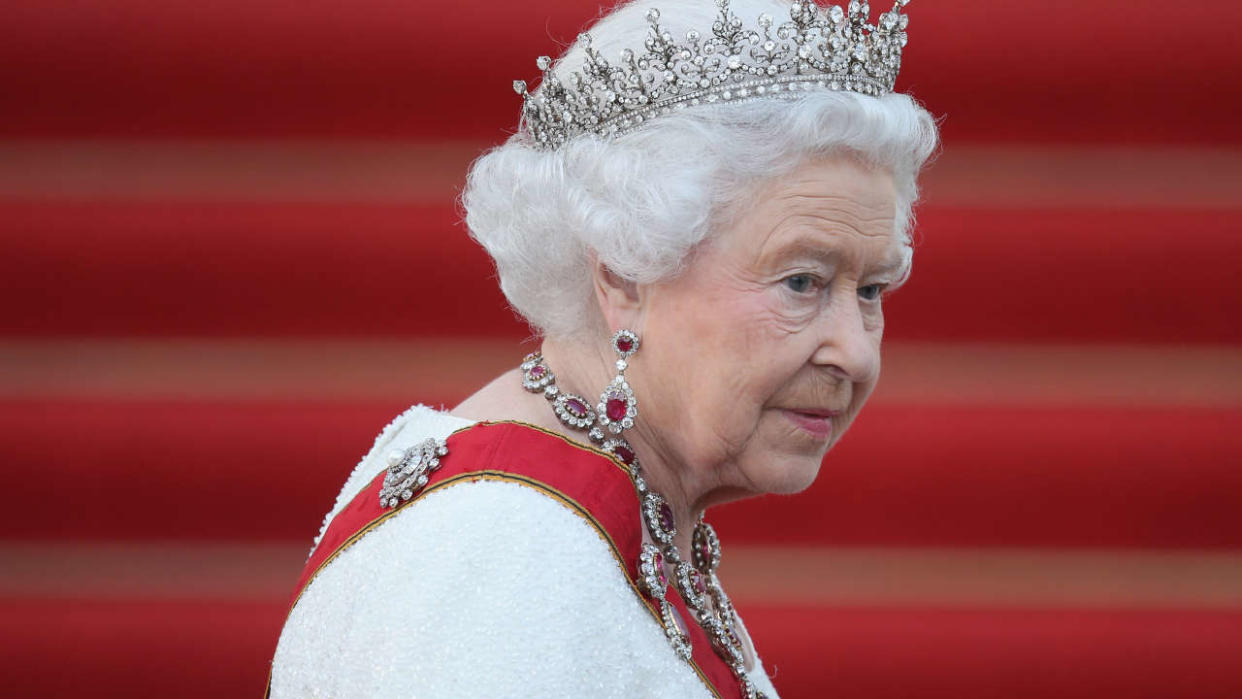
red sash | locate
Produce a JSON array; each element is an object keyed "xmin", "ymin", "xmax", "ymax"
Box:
[{"xmin": 268, "ymin": 420, "xmax": 742, "ymax": 699}]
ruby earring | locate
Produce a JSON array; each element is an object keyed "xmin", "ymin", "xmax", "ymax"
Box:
[{"xmin": 596, "ymin": 329, "xmax": 639, "ymax": 438}]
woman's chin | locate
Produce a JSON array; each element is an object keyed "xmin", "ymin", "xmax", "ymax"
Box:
[{"xmin": 745, "ymin": 452, "xmax": 824, "ymax": 496}]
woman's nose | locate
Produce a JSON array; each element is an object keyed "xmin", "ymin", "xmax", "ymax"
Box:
[{"xmin": 811, "ymin": 291, "xmax": 880, "ymax": 384}]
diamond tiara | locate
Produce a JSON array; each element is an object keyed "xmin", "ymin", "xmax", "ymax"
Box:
[{"xmin": 513, "ymin": 0, "xmax": 912, "ymax": 150}]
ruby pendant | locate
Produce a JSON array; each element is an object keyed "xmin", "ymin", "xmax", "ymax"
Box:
[
  {"xmin": 611, "ymin": 329, "xmax": 640, "ymax": 358},
  {"xmin": 613, "ymin": 444, "xmax": 635, "ymax": 465},
  {"xmin": 659, "ymin": 502, "xmax": 674, "ymax": 532},
  {"xmin": 605, "ymin": 395, "xmax": 628, "ymax": 421}
]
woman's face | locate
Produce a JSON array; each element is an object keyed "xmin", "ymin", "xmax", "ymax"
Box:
[{"xmin": 631, "ymin": 155, "xmax": 902, "ymax": 498}]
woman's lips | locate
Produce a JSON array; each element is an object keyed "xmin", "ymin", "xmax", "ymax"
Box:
[{"xmin": 782, "ymin": 409, "xmax": 835, "ymax": 440}]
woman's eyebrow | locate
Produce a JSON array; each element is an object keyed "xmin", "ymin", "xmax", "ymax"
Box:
[
  {"xmin": 765, "ymin": 234, "xmax": 902, "ymax": 271},
  {"xmin": 871, "ymin": 251, "xmax": 906, "ymax": 275},
  {"xmin": 764, "ymin": 239, "xmax": 841, "ymax": 266}
]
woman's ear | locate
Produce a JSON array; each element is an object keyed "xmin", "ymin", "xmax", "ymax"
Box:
[{"xmin": 590, "ymin": 252, "xmax": 643, "ymax": 332}]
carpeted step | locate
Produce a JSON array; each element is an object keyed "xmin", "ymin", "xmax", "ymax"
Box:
[
  {"xmin": 4, "ymin": 597, "xmax": 1240, "ymax": 699},
  {"xmin": 3, "ymin": 201, "xmax": 1238, "ymax": 343},
  {"xmin": 2, "ymin": 1, "xmax": 1239, "ymax": 144},
  {"xmin": 0, "ymin": 201, "xmax": 525, "ymax": 338},
  {"xmin": 4, "ymin": 398, "xmax": 1239, "ymax": 548},
  {"xmin": 742, "ymin": 605, "xmax": 1242, "ymax": 699},
  {"xmin": 0, "ymin": 598, "xmax": 284, "ymax": 699}
]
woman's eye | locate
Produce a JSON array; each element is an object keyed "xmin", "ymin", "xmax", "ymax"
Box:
[
  {"xmin": 858, "ymin": 283, "xmax": 885, "ymax": 301},
  {"xmin": 783, "ymin": 274, "xmax": 816, "ymax": 294}
]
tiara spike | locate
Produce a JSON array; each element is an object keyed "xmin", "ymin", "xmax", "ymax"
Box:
[{"xmin": 516, "ymin": 1, "xmax": 913, "ymax": 149}]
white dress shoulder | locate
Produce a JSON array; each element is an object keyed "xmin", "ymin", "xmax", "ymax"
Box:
[{"xmin": 270, "ymin": 405, "xmax": 779, "ymax": 698}]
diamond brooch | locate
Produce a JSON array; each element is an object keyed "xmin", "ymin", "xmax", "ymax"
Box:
[{"xmin": 378, "ymin": 438, "xmax": 448, "ymax": 509}]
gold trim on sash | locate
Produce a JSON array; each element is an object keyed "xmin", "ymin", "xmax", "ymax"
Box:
[
  {"xmin": 270, "ymin": 455, "xmax": 720, "ymax": 698},
  {"xmin": 307, "ymin": 418, "xmax": 632, "ymax": 562}
]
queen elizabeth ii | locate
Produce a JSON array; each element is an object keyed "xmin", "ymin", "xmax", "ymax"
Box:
[{"xmin": 270, "ymin": 0, "xmax": 937, "ymax": 696}]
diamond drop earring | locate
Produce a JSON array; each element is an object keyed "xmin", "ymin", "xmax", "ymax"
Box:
[{"xmin": 595, "ymin": 329, "xmax": 640, "ymax": 439}]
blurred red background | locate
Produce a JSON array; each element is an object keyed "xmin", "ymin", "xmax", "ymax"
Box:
[{"xmin": 2, "ymin": 1, "xmax": 1240, "ymax": 697}]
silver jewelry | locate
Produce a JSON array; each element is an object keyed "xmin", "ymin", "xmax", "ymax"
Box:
[
  {"xmin": 519, "ymin": 348, "xmax": 763, "ymax": 696},
  {"xmin": 378, "ymin": 438, "xmax": 448, "ymax": 509},
  {"xmin": 514, "ymin": 0, "xmax": 912, "ymax": 150},
  {"xmin": 522, "ymin": 352, "xmax": 598, "ymax": 430},
  {"xmin": 597, "ymin": 329, "xmax": 640, "ymax": 436}
]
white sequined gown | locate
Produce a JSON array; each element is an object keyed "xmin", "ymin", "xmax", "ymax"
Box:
[{"xmin": 269, "ymin": 405, "xmax": 779, "ymax": 698}]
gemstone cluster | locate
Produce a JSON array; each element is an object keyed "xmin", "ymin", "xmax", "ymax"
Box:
[
  {"xmin": 514, "ymin": 0, "xmax": 912, "ymax": 149},
  {"xmin": 518, "ymin": 348, "xmax": 764, "ymax": 697},
  {"xmin": 377, "ymin": 438, "xmax": 448, "ymax": 509}
]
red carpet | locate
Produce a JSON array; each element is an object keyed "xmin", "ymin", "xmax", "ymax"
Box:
[
  {"xmin": 6, "ymin": 598, "xmax": 1241, "ymax": 699},
  {"xmin": 3, "ymin": 202, "xmax": 1238, "ymax": 342},
  {"xmin": 2, "ymin": 0, "xmax": 1239, "ymax": 144},
  {"xmin": 1, "ymin": 0, "xmax": 1239, "ymax": 696},
  {"xmin": 3, "ymin": 399, "xmax": 1240, "ymax": 548},
  {"xmin": 1, "ymin": 598, "xmax": 285, "ymax": 699},
  {"xmin": 743, "ymin": 606, "xmax": 1242, "ymax": 699}
]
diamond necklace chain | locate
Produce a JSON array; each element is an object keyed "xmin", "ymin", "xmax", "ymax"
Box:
[{"xmin": 519, "ymin": 352, "xmax": 762, "ymax": 696}]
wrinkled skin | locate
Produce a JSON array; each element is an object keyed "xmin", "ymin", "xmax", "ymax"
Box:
[
  {"xmin": 601, "ymin": 154, "xmax": 904, "ymax": 515},
  {"xmin": 455, "ymin": 154, "xmax": 905, "ymax": 550}
]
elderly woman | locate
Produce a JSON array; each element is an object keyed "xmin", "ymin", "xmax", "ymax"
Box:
[{"xmin": 269, "ymin": 0, "xmax": 936, "ymax": 697}]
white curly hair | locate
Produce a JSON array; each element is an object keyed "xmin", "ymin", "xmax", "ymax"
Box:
[{"xmin": 462, "ymin": 0, "xmax": 939, "ymax": 339}]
